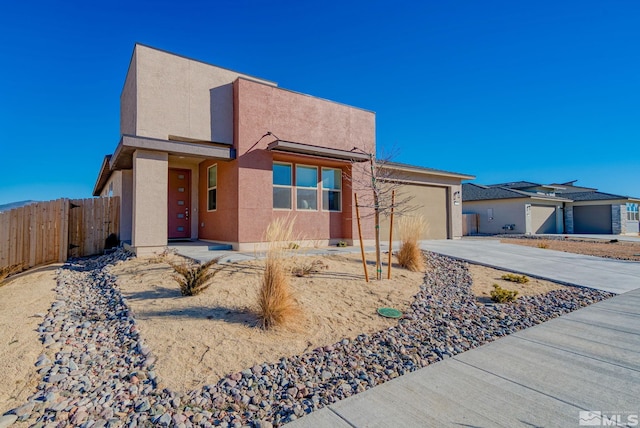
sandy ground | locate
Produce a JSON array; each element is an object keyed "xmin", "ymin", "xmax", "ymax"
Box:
[
  {"xmin": 0, "ymin": 265, "xmax": 58, "ymax": 415},
  {"xmin": 111, "ymin": 252, "xmax": 425, "ymax": 392},
  {"xmin": 0, "ymin": 250, "xmax": 570, "ymax": 409},
  {"xmin": 111, "ymin": 252, "xmax": 566, "ymax": 393},
  {"xmin": 501, "ymin": 237, "xmax": 640, "ymax": 261},
  {"xmin": 469, "ymin": 264, "xmax": 563, "ymax": 304}
]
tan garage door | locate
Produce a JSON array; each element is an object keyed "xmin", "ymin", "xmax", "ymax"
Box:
[
  {"xmin": 380, "ymin": 184, "xmax": 449, "ymax": 240},
  {"xmin": 531, "ymin": 205, "xmax": 556, "ymax": 234}
]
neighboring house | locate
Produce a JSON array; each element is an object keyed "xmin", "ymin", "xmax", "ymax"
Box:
[
  {"xmin": 462, "ymin": 180, "xmax": 640, "ymax": 235},
  {"xmin": 93, "ymin": 44, "xmax": 473, "ymax": 255}
]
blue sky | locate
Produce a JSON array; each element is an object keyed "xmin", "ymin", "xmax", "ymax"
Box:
[{"xmin": 1, "ymin": 0, "xmax": 638, "ymax": 205}]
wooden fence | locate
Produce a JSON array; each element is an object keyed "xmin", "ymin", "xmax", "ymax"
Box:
[
  {"xmin": 462, "ymin": 213, "xmax": 479, "ymax": 236},
  {"xmin": 0, "ymin": 197, "xmax": 120, "ymax": 270}
]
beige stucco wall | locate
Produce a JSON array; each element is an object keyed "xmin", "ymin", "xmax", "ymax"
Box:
[
  {"xmin": 120, "ymin": 49, "xmax": 137, "ymax": 136},
  {"xmin": 464, "ymin": 199, "xmax": 563, "ymax": 235},
  {"xmin": 463, "ymin": 199, "xmax": 528, "ymax": 234},
  {"xmin": 131, "ymin": 150, "xmax": 168, "ymax": 252},
  {"xmin": 131, "ymin": 44, "xmax": 275, "ymax": 142},
  {"xmin": 99, "ymin": 170, "xmax": 133, "ymax": 242}
]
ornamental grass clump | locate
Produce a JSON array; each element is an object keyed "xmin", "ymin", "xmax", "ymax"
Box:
[
  {"xmin": 170, "ymin": 258, "xmax": 222, "ymax": 296},
  {"xmin": 397, "ymin": 215, "xmax": 427, "ymax": 272},
  {"xmin": 258, "ymin": 217, "xmax": 301, "ymax": 329},
  {"xmin": 501, "ymin": 273, "xmax": 529, "ymax": 284},
  {"xmin": 490, "ymin": 284, "xmax": 518, "ymax": 303}
]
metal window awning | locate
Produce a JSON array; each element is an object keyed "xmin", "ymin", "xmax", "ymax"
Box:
[{"xmin": 267, "ymin": 140, "xmax": 370, "ymax": 162}]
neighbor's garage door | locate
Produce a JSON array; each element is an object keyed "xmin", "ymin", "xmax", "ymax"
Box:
[
  {"xmin": 531, "ymin": 205, "xmax": 557, "ymax": 234},
  {"xmin": 380, "ymin": 184, "xmax": 449, "ymax": 240},
  {"xmin": 574, "ymin": 205, "xmax": 612, "ymax": 234}
]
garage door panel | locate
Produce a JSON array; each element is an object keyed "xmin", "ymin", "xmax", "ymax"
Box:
[
  {"xmin": 380, "ymin": 184, "xmax": 448, "ymax": 240},
  {"xmin": 531, "ymin": 205, "xmax": 556, "ymax": 234},
  {"xmin": 574, "ymin": 205, "xmax": 612, "ymax": 234}
]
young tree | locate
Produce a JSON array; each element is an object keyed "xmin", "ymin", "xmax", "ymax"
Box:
[{"xmin": 349, "ymin": 148, "xmax": 413, "ymax": 280}]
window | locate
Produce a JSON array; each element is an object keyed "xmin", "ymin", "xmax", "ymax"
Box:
[
  {"xmin": 296, "ymin": 165, "xmax": 318, "ymax": 210},
  {"xmin": 273, "ymin": 163, "xmax": 292, "ymax": 209},
  {"xmin": 628, "ymin": 203, "xmax": 639, "ymax": 221},
  {"xmin": 207, "ymin": 165, "xmax": 217, "ymax": 211},
  {"xmin": 322, "ymin": 168, "xmax": 342, "ymax": 211}
]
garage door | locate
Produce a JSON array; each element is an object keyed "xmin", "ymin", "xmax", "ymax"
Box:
[
  {"xmin": 574, "ymin": 205, "xmax": 612, "ymax": 234},
  {"xmin": 531, "ymin": 205, "xmax": 556, "ymax": 234},
  {"xmin": 380, "ymin": 184, "xmax": 448, "ymax": 240}
]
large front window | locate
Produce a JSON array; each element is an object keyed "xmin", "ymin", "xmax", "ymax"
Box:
[
  {"xmin": 207, "ymin": 165, "xmax": 217, "ymax": 211},
  {"xmin": 273, "ymin": 163, "xmax": 292, "ymax": 209},
  {"xmin": 322, "ymin": 168, "xmax": 342, "ymax": 211},
  {"xmin": 296, "ymin": 165, "xmax": 318, "ymax": 210}
]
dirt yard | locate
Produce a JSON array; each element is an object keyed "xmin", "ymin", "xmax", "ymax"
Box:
[
  {"xmin": 109, "ymin": 251, "xmax": 565, "ymax": 393},
  {"xmin": 0, "ymin": 265, "xmax": 59, "ymax": 416},
  {"xmin": 0, "ymin": 250, "xmax": 571, "ymax": 410},
  {"xmin": 501, "ymin": 237, "xmax": 640, "ymax": 261}
]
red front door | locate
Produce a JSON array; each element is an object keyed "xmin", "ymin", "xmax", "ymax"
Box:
[{"xmin": 168, "ymin": 168, "xmax": 191, "ymax": 239}]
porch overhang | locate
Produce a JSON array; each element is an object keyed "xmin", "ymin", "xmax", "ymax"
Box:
[
  {"xmin": 93, "ymin": 135, "xmax": 236, "ymax": 196},
  {"xmin": 111, "ymin": 135, "xmax": 235, "ymax": 169},
  {"xmin": 267, "ymin": 140, "xmax": 370, "ymax": 162}
]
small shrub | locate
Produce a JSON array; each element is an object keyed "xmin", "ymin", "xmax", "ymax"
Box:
[
  {"xmin": 397, "ymin": 215, "xmax": 427, "ymax": 272},
  {"xmin": 170, "ymin": 258, "xmax": 222, "ymax": 296},
  {"xmin": 336, "ymin": 241, "xmax": 347, "ymax": 247},
  {"xmin": 491, "ymin": 284, "xmax": 518, "ymax": 303},
  {"xmin": 501, "ymin": 273, "xmax": 529, "ymax": 283},
  {"xmin": 537, "ymin": 242, "xmax": 549, "ymax": 249},
  {"xmin": 258, "ymin": 217, "xmax": 301, "ymax": 329},
  {"xmin": 291, "ymin": 259, "xmax": 329, "ymax": 277}
]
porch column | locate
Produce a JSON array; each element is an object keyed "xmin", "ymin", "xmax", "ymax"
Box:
[{"xmin": 131, "ymin": 149, "xmax": 168, "ymax": 255}]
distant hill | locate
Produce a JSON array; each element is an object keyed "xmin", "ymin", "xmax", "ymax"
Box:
[{"xmin": 0, "ymin": 200, "xmax": 37, "ymax": 212}]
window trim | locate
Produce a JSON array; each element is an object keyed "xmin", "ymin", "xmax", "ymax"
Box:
[
  {"xmin": 207, "ymin": 164, "xmax": 217, "ymax": 212},
  {"xmin": 295, "ymin": 164, "xmax": 319, "ymax": 211},
  {"xmin": 321, "ymin": 167, "xmax": 342, "ymax": 212},
  {"xmin": 273, "ymin": 162, "xmax": 293, "ymax": 211}
]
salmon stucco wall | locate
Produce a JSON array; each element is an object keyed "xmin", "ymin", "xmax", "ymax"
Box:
[
  {"xmin": 198, "ymin": 159, "xmax": 239, "ymax": 243},
  {"xmin": 233, "ymin": 78, "xmax": 376, "ymax": 244}
]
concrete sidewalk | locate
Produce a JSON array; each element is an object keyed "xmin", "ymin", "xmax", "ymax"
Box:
[
  {"xmin": 421, "ymin": 239, "xmax": 640, "ymax": 294},
  {"xmin": 288, "ymin": 287, "xmax": 640, "ymax": 427}
]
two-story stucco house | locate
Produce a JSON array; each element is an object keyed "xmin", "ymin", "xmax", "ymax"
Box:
[{"xmin": 93, "ymin": 44, "xmax": 473, "ymax": 255}]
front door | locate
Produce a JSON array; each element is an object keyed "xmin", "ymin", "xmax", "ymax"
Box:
[{"xmin": 168, "ymin": 168, "xmax": 191, "ymax": 239}]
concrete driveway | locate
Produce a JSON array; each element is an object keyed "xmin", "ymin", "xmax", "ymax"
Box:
[{"xmin": 420, "ymin": 239, "xmax": 640, "ymax": 294}]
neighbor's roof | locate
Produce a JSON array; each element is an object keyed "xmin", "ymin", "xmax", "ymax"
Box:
[
  {"xmin": 561, "ymin": 191, "xmax": 639, "ymax": 202},
  {"xmin": 487, "ymin": 181, "xmax": 541, "ymax": 189},
  {"xmin": 462, "ymin": 183, "xmax": 571, "ymax": 202}
]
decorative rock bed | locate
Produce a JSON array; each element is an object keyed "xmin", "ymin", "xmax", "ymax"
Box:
[{"xmin": 6, "ymin": 249, "xmax": 612, "ymax": 427}]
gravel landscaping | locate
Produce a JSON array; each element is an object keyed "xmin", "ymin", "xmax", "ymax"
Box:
[{"xmin": 3, "ymin": 249, "xmax": 613, "ymax": 427}]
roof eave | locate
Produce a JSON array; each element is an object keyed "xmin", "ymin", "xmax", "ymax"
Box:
[
  {"xmin": 382, "ymin": 162, "xmax": 475, "ymax": 180},
  {"xmin": 93, "ymin": 155, "xmax": 113, "ymax": 196}
]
